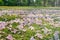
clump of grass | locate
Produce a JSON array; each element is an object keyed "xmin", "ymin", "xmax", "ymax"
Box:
[
  {"xmin": 12, "ymin": 22, "xmax": 19, "ymax": 28},
  {"xmin": 0, "ymin": 14, "xmax": 17, "ymax": 21}
]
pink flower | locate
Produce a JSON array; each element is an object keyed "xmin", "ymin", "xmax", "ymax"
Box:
[
  {"xmin": 35, "ymin": 19, "xmax": 42, "ymax": 25},
  {"xmin": 0, "ymin": 22, "xmax": 7, "ymax": 30},
  {"xmin": 53, "ymin": 23, "xmax": 60, "ymax": 27},
  {"xmin": 17, "ymin": 24, "xmax": 24, "ymax": 30},
  {"xmin": 11, "ymin": 29, "xmax": 18, "ymax": 33},
  {"xmin": 42, "ymin": 27, "xmax": 52, "ymax": 34},
  {"xmin": 9, "ymin": 19, "xmax": 20, "ymax": 24},
  {"xmin": 27, "ymin": 14, "xmax": 35, "ymax": 17},
  {"xmin": 30, "ymin": 36, "xmax": 35, "ymax": 40},
  {"xmin": 13, "ymin": 19, "xmax": 20, "ymax": 23},
  {"xmin": 29, "ymin": 26, "xmax": 34, "ymax": 30},
  {"xmin": 6, "ymin": 34, "xmax": 13, "ymax": 40},
  {"xmin": 22, "ymin": 29, "xmax": 27, "ymax": 32},
  {"xmin": 35, "ymin": 33, "xmax": 43, "ymax": 39}
]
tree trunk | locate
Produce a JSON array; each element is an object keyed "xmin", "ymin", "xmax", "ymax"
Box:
[{"xmin": 43, "ymin": 0, "xmax": 48, "ymax": 7}]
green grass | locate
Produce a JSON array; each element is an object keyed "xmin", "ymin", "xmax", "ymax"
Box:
[
  {"xmin": 0, "ymin": 6, "xmax": 60, "ymax": 10},
  {"xmin": 0, "ymin": 14, "xmax": 17, "ymax": 21}
]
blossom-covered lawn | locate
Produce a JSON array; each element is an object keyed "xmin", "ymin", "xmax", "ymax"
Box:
[{"xmin": 0, "ymin": 13, "xmax": 60, "ymax": 40}]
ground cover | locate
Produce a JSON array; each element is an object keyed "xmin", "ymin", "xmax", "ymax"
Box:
[{"xmin": 0, "ymin": 13, "xmax": 60, "ymax": 40}]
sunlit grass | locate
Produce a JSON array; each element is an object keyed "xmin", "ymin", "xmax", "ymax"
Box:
[{"xmin": 0, "ymin": 6, "xmax": 60, "ymax": 10}]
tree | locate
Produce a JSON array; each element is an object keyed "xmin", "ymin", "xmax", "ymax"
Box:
[
  {"xmin": 43, "ymin": 0, "xmax": 48, "ymax": 6},
  {"xmin": 17, "ymin": 0, "xmax": 28, "ymax": 6},
  {"xmin": 54, "ymin": 0, "xmax": 60, "ymax": 7},
  {"xmin": 8, "ymin": 0, "xmax": 17, "ymax": 6},
  {"xmin": 1, "ymin": 0, "xmax": 60, "ymax": 6},
  {"xmin": 36, "ymin": 0, "xmax": 42, "ymax": 6},
  {"xmin": 0, "ymin": 0, "xmax": 4, "ymax": 6},
  {"xmin": 3, "ymin": 0, "xmax": 8, "ymax": 6},
  {"xmin": 28, "ymin": 0, "xmax": 30, "ymax": 6}
]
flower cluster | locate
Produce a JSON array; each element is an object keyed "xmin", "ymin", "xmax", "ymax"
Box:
[{"xmin": 0, "ymin": 13, "xmax": 60, "ymax": 40}]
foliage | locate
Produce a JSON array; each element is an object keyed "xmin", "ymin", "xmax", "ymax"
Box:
[{"xmin": 0, "ymin": 0, "xmax": 60, "ymax": 6}]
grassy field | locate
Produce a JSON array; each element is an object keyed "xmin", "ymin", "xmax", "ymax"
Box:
[{"xmin": 0, "ymin": 6, "xmax": 60, "ymax": 10}]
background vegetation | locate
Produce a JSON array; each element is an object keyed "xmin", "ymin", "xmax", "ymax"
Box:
[{"xmin": 0, "ymin": 0, "xmax": 60, "ymax": 7}]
